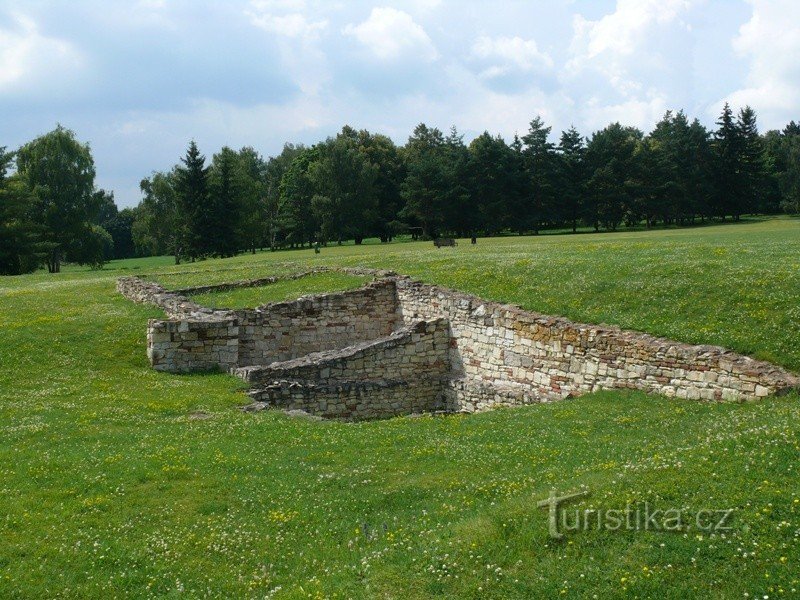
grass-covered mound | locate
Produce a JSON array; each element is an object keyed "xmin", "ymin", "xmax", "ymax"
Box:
[{"xmin": 0, "ymin": 217, "xmax": 798, "ymax": 598}]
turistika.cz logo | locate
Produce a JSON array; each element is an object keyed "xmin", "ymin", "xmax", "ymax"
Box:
[{"xmin": 537, "ymin": 490, "xmax": 735, "ymax": 539}]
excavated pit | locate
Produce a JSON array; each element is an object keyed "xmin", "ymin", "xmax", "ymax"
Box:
[{"xmin": 117, "ymin": 268, "xmax": 800, "ymax": 420}]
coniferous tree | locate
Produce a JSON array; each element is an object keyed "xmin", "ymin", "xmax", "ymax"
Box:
[
  {"xmin": 354, "ymin": 130, "xmax": 404, "ymax": 242},
  {"xmin": 175, "ymin": 141, "xmax": 211, "ymax": 259},
  {"xmin": 103, "ymin": 207, "xmax": 137, "ymax": 259},
  {"xmin": 737, "ymin": 106, "xmax": 768, "ymax": 215},
  {"xmin": 308, "ymin": 131, "xmax": 377, "ymax": 245},
  {"xmin": 400, "ymin": 124, "xmax": 448, "ymax": 238},
  {"xmin": 440, "ymin": 127, "xmax": 472, "ymax": 236},
  {"xmin": 713, "ymin": 103, "xmax": 744, "ymax": 220},
  {"xmin": 208, "ymin": 146, "xmax": 240, "ymax": 257},
  {"xmin": 767, "ymin": 122, "xmax": 800, "ymax": 213},
  {"xmin": 468, "ymin": 132, "xmax": 512, "ymax": 236},
  {"xmin": 644, "ymin": 110, "xmax": 695, "ymax": 225},
  {"xmin": 265, "ymin": 144, "xmax": 304, "ymax": 249},
  {"xmin": 687, "ymin": 119, "xmax": 716, "ymax": 221},
  {"xmin": 521, "ymin": 116, "xmax": 557, "ymax": 234},
  {"xmin": 235, "ymin": 147, "xmax": 268, "ymax": 254},
  {"xmin": 278, "ymin": 147, "xmax": 318, "ymax": 248},
  {"xmin": 585, "ymin": 123, "xmax": 642, "ymax": 230},
  {"xmin": 115, "ymin": 105, "xmax": 800, "ymax": 260},
  {"xmin": 557, "ymin": 127, "xmax": 586, "ymax": 233}
]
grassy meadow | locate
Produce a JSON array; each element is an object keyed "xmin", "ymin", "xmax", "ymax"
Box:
[
  {"xmin": 189, "ymin": 272, "xmax": 371, "ymax": 310},
  {"xmin": 1, "ymin": 217, "xmax": 799, "ymax": 598}
]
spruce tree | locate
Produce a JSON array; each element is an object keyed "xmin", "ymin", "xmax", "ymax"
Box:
[
  {"xmin": 713, "ymin": 103, "xmax": 743, "ymax": 220},
  {"xmin": 687, "ymin": 119, "xmax": 716, "ymax": 220},
  {"xmin": 521, "ymin": 116, "xmax": 556, "ymax": 234},
  {"xmin": 175, "ymin": 141, "xmax": 210, "ymax": 259},
  {"xmin": 208, "ymin": 146, "xmax": 240, "ymax": 257},
  {"xmin": 557, "ymin": 127, "xmax": 586, "ymax": 233},
  {"xmin": 400, "ymin": 124, "xmax": 448, "ymax": 238},
  {"xmin": 737, "ymin": 106, "xmax": 768, "ymax": 215}
]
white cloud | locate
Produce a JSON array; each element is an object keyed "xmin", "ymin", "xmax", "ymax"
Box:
[
  {"xmin": 563, "ymin": 0, "xmax": 696, "ymax": 131},
  {"xmin": 581, "ymin": 94, "xmax": 669, "ymax": 131},
  {"xmin": 718, "ymin": 0, "xmax": 800, "ymax": 129},
  {"xmin": 0, "ymin": 12, "xmax": 84, "ymax": 91},
  {"xmin": 567, "ymin": 0, "xmax": 694, "ymax": 94},
  {"xmin": 245, "ymin": 0, "xmax": 330, "ymax": 95},
  {"xmin": 342, "ymin": 7, "xmax": 437, "ymax": 62},
  {"xmin": 246, "ymin": 0, "xmax": 327, "ymax": 39},
  {"xmin": 471, "ymin": 35, "xmax": 553, "ymax": 80},
  {"xmin": 570, "ymin": 0, "xmax": 692, "ymax": 61}
]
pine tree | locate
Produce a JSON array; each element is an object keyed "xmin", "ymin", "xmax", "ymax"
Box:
[
  {"xmin": 354, "ymin": 131, "xmax": 404, "ymax": 242},
  {"xmin": 208, "ymin": 146, "xmax": 241, "ymax": 257},
  {"xmin": 468, "ymin": 132, "xmax": 511, "ymax": 236},
  {"xmin": 713, "ymin": 103, "xmax": 743, "ymax": 220},
  {"xmin": 400, "ymin": 124, "xmax": 448, "ymax": 238},
  {"xmin": 585, "ymin": 123, "xmax": 641, "ymax": 230},
  {"xmin": 278, "ymin": 147, "xmax": 318, "ymax": 248},
  {"xmin": 521, "ymin": 116, "xmax": 556, "ymax": 234},
  {"xmin": 557, "ymin": 127, "xmax": 586, "ymax": 233},
  {"xmin": 441, "ymin": 127, "xmax": 473, "ymax": 236},
  {"xmin": 687, "ymin": 119, "xmax": 716, "ymax": 220},
  {"xmin": 308, "ymin": 131, "xmax": 377, "ymax": 245},
  {"xmin": 265, "ymin": 144, "xmax": 304, "ymax": 250},
  {"xmin": 175, "ymin": 141, "xmax": 210, "ymax": 259},
  {"xmin": 235, "ymin": 147, "xmax": 268, "ymax": 254},
  {"xmin": 737, "ymin": 106, "xmax": 768, "ymax": 215}
]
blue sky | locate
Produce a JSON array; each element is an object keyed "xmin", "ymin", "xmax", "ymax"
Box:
[{"xmin": 1, "ymin": 0, "xmax": 798, "ymax": 207}]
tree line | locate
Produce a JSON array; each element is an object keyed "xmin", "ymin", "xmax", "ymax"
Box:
[
  {"xmin": 0, "ymin": 126, "xmax": 125, "ymax": 274},
  {"xmin": 2, "ymin": 105, "xmax": 799, "ymax": 274}
]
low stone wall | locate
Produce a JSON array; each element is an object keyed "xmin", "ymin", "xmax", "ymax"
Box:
[
  {"xmin": 117, "ymin": 271, "xmax": 399, "ymax": 373},
  {"xmin": 234, "ymin": 280, "xmax": 400, "ymax": 367},
  {"xmin": 116, "ymin": 276, "xmax": 214, "ymax": 320},
  {"xmin": 119, "ymin": 271, "xmax": 800, "ymax": 419},
  {"xmin": 237, "ymin": 318, "xmax": 450, "ymax": 383},
  {"xmin": 241, "ymin": 319, "xmax": 450, "ymax": 419},
  {"xmin": 395, "ymin": 278, "xmax": 800, "ymax": 408},
  {"xmin": 148, "ymin": 318, "xmax": 238, "ymax": 373},
  {"xmin": 245, "ymin": 379, "xmax": 442, "ymax": 420}
]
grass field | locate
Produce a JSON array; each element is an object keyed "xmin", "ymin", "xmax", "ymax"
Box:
[
  {"xmin": 1, "ymin": 217, "xmax": 798, "ymax": 598},
  {"xmin": 189, "ymin": 272, "xmax": 371, "ymax": 309}
]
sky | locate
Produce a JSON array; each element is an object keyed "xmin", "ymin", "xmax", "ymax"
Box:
[{"xmin": 2, "ymin": 0, "xmax": 799, "ymax": 208}]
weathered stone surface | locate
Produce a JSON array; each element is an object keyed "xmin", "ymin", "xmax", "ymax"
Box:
[
  {"xmin": 395, "ymin": 278, "xmax": 800, "ymax": 411},
  {"xmin": 118, "ymin": 270, "xmax": 800, "ymax": 420}
]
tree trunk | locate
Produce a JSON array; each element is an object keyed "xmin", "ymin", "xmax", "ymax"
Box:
[{"xmin": 47, "ymin": 249, "xmax": 61, "ymax": 273}]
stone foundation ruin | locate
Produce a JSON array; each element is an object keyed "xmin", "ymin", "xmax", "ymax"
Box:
[{"xmin": 117, "ymin": 268, "xmax": 800, "ymax": 420}]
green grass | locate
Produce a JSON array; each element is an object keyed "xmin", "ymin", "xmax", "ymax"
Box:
[
  {"xmin": 1, "ymin": 217, "xmax": 799, "ymax": 598},
  {"xmin": 189, "ymin": 272, "xmax": 372, "ymax": 309}
]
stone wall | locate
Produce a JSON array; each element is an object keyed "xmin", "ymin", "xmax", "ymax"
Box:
[
  {"xmin": 245, "ymin": 379, "xmax": 441, "ymax": 421},
  {"xmin": 147, "ymin": 317, "xmax": 238, "ymax": 373},
  {"xmin": 234, "ymin": 280, "xmax": 399, "ymax": 367},
  {"xmin": 118, "ymin": 271, "xmax": 399, "ymax": 373},
  {"xmin": 241, "ymin": 319, "xmax": 451, "ymax": 419},
  {"xmin": 395, "ymin": 278, "xmax": 800, "ymax": 409},
  {"xmin": 119, "ymin": 271, "xmax": 800, "ymax": 419}
]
